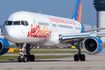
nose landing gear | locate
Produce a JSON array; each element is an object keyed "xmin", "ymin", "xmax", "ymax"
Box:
[{"xmin": 17, "ymin": 43, "xmax": 35, "ymax": 62}]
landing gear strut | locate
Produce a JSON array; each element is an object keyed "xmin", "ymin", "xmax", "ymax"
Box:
[
  {"xmin": 18, "ymin": 43, "xmax": 35, "ymax": 62},
  {"xmin": 25, "ymin": 44, "xmax": 35, "ymax": 61},
  {"xmin": 74, "ymin": 42, "xmax": 85, "ymax": 61}
]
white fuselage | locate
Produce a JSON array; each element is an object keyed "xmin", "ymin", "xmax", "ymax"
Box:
[{"xmin": 3, "ymin": 11, "xmax": 83, "ymax": 47}]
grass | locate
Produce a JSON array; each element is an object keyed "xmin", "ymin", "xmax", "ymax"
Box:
[
  {"xmin": 8, "ymin": 48, "xmax": 80, "ymax": 53},
  {"xmin": 0, "ymin": 56, "xmax": 18, "ymax": 61},
  {"xmin": 32, "ymin": 48, "xmax": 72, "ymax": 49},
  {"xmin": 0, "ymin": 55, "xmax": 73, "ymax": 61},
  {"xmin": 30, "ymin": 50, "xmax": 78, "ymax": 53},
  {"xmin": 35, "ymin": 55, "xmax": 73, "ymax": 59}
]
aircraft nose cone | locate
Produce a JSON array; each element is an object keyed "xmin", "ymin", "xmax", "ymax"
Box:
[{"xmin": 3, "ymin": 26, "xmax": 21, "ymax": 42}]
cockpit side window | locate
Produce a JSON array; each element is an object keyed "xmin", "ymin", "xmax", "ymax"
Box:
[
  {"xmin": 13, "ymin": 21, "xmax": 20, "ymax": 25},
  {"xmin": 21, "ymin": 21, "xmax": 29, "ymax": 26},
  {"xmin": 5, "ymin": 21, "xmax": 13, "ymax": 25},
  {"xmin": 21, "ymin": 21, "xmax": 25, "ymax": 25},
  {"xmin": 25, "ymin": 21, "xmax": 29, "ymax": 26}
]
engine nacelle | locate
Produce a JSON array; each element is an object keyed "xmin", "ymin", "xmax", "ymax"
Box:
[
  {"xmin": 0, "ymin": 38, "xmax": 9, "ymax": 55},
  {"xmin": 83, "ymin": 36, "xmax": 103, "ymax": 55}
]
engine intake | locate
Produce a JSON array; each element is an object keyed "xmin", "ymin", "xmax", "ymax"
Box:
[
  {"xmin": 83, "ymin": 36, "xmax": 103, "ymax": 55},
  {"xmin": 0, "ymin": 38, "xmax": 9, "ymax": 55}
]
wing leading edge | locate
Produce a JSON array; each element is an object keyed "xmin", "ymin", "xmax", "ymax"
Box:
[
  {"xmin": 59, "ymin": 31, "xmax": 105, "ymax": 43},
  {"xmin": 85, "ymin": 28, "xmax": 105, "ymax": 32}
]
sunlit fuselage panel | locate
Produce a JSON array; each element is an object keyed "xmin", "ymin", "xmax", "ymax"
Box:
[{"xmin": 3, "ymin": 11, "xmax": 83, "ymax": 46}]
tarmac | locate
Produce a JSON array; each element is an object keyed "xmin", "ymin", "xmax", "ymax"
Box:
[{"xmin": 0, "ymin": 49, "xmax": 105, "ymax": 70}]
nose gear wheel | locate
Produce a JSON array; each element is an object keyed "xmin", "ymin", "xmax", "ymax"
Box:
[{"xmin": 18, "ymin": 43, "xmax": 35, "ymax": 62}]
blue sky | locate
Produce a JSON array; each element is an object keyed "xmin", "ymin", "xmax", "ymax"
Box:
[{"xmin": 0, "ymin": 0, "xmax": 96, "ymax": 25}]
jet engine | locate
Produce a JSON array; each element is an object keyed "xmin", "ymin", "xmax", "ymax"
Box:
[
  {"xmin": 0, "ymin": 38, "xmax": 9, "ymax": 55},
  {"xmin": 83, "ymin": 36, "xmax": 103, "ymax": 55}
]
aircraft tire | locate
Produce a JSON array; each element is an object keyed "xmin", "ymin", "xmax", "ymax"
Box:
[
  {"xmin": 18, "ymin": 56, "xmax": 22, "ymax": 62},
  {"xmin": 23, "ymin": 56, "xmax": 27, "ymax": 62},
  {"xmin": 80, "ymin": 54, "xmax": 85, "ymax": 61},
  {"xmin": 74, "ymin": 54, "xmax": 79, "ymax": 61},
  {"xmin": 29, "ymin": 55, "xmax": 35, "ymax": 61}
]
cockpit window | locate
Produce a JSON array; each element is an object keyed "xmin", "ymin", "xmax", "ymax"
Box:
[
  {"xmin": 21, "ymin": 21, "xmax": 25, "ymax": 25},
  {"xmin": 5, "ymin": 21, "xmax": 13, "ymax": 25},
  {"xmin": 5, "ymin": 21, "xmax": 29, "ymax": 26},
  {"xmin": 21, "ymin": 21, "xmax": 29, "ymax": 26},
  {"xmin": 13, "ymin": 21, "xmax": 20, "ymax": 25},
  {"xmin": 25, "ymin": 21, "xmax": 29, "ymax": 26}
]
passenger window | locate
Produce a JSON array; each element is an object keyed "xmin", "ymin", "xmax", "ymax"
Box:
[
  {"xmin": 13, "ymin": 21, "xmax": 20, "ymax": 25},
  {"xmin": 59, "ymin": 24, "xmax": 73, "ymax": 29},
  {"xmin": 38, "ymin": 22, "xmax": 49, "ymax": 26},
  {"xmin": 52, "ymin": 24, "xmax": 56, "ymax": 27},
  {"xmin": 5, "ymin": 21, "xmax": 13, "ymax": 25}
]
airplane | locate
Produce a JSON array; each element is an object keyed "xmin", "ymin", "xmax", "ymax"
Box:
[{"xmin": 1, "ymin": 0, "xmax": 105, "ymax": 62}]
